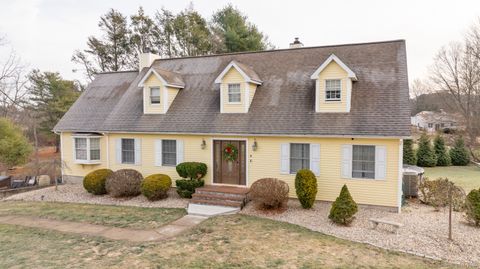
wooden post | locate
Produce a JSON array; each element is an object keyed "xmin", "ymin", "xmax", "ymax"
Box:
[
  {"xmin": 33, "ymin": 124, "xmax": 40, "ymax": 177},
  {"xmin": 53, "ymin": 159, "xmax": 58, "ymax": 191},
  {"xmin": 448, "ymin": 182, "xmax": 453, "ymax": 241}
]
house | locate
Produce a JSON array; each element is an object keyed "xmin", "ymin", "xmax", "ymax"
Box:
[
  {"xmin": 411, "ymin": 110, "xmax": 459, "ymax": 133},
  {"xmin": 54, "ymin": 39, "xmax": 410, "ymax": 212}
]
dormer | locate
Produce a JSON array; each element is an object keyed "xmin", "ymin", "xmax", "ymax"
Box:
[
  {"xmin": 138, "ymin": 67, "xmax": 184, "ymax": 114},
  {"xmin": 215, "ymin": 61, "xmax": 262, "ymax": 113},
  {"xmin": 310, "ymin": 54, "xmax": 357, "ymax": 113}
]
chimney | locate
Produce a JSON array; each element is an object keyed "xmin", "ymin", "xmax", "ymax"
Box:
[
  {"xmin": 139, "ymin": 48, "xmax": 160, "ymax": 71},
  {"xmin": 289, "ymin": 37, "xmax": 304, "ymax": 48}
]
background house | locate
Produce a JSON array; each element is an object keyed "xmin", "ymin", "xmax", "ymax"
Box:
[{"xmin": 411, "ymin": 110, "xmax": 460, "ymax": 133}]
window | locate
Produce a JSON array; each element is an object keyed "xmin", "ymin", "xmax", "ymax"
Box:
[
  {"xmin": 352, "ymin": 145, "xmax": 375, "ymax": 179},
  {"xmin": 75, "ymin": 138, "xmax": 87, "ymax": 160},
  {"xmin": 228, "ymin": 83, "xmax": 241, "ymax": 103},
  {"xmin": 121, "ymin": 138, "xmax": 135, "ymax": 164},
  {"xmin": 428, "ymin": 123, "xmax": 433, "ymax": 128},
  {"xmin": 74, "ymin": 137, "xmax": 101, "ymax": 162},
  {"xmin": 440, "ymin": 123, "xmax": 445, "ymax": 128},
  {"xmin": 325, "ymin": 79, "xmax": 341, "ymax": 101},
  {"xmin": 90, "ymin": 138, "xmax": 100, "ymax": 160},
  {"xmin": 162, "ymin": 140, "xmax": 177, "ymax": 166},
  {"xmin": 290, "ymin": 143, "xmax": 310, "ymax": 174},
  {"xmin": 150, "ymin": 87, "xmax": 160, "ymax": 104}
]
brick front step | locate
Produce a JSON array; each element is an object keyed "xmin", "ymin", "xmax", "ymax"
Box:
[
  {"xmin": 189, "ymin": 185, "xmax": 250, "ymax": 209},
  {"xmin": 192, "ymin": 192, "xmax": 245, "ymax": 202}
]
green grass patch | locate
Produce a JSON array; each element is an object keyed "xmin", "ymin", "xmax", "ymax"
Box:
[
  {"xmin": 423, "ymin": 165, "xmax": 480, "ymax": 192},
  {"xmin": 0, "ymin": 201, "xmax": 186, "ymax": 229}
]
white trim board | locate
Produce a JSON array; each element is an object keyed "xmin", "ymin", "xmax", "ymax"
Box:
[
  {"xmin": 137, "ymin": 68, "xmax": 184, "ymax": 88},
  {"xmin": 214, "ymin": 61, "xmax": 262, "ymax": 85},
  {"xmin": 310, "ymin": 54, "xmax": 357, "ymax": 81}
]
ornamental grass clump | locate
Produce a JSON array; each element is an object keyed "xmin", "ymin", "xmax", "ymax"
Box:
[
  {"xmin": 106, "ymin": 169, "xmax": 143, "ymax": 197},
  {"xmin": 250, "ymin": 178, "xmax": 289, "ymax": 210},
  {"xmin": 83, "ymin": 169, "xmax": 113, "ymax": 195},
  {"xmin": 329, "ymin": 184, "xmax": 358, "ymax": 225},
  {"xmin": 294, "ymin": 169, "xmax": 317, "ymax": 209},
  {"xmin": 175, "ymin": 162, "xmax": 207, "ymax": 198},
  {"xmin": 141, "ymin": 174, "xmax": 172, "ymax": 201}
]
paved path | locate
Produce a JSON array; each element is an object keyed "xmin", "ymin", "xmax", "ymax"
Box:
[{"xmin": 0, "ymin": 214, "xmax": 207, "ymax": 242}]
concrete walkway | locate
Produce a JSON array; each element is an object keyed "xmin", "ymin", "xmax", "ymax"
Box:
[{"xmin": 0, "ymin": 214, "xmax": 207, "ymax": 242}]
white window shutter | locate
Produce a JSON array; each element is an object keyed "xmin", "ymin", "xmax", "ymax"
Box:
[
  {"xmin": 341, "ymin": 145, "xmax": 352, "ymax": 178},
  {"xmin": 116, "ymin": 138, "xmax": 122, "ymax": 164},
  {"xmin": 176, "ymin": 140, "xmax": 184, "ymax": 165},
  {"xmin": 375, "ymin": 146, "xmax": 387, "ymax": 180},
  {"xmin": 155, "ymin": 139, "xmax": 162, "ymax": 166},
  {"xmin": 280, "ymin": 143, "xmax": 290, "ymax": 174},
  {"xmin": 134, "ymin": 138, "xmax": 141, "ymax": 165},
  {"xmin": 310, "ymin": 144, "xmax": 320, "ymax": 176}
]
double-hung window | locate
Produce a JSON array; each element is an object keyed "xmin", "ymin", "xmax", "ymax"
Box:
[
  {"xmin": 162, "ymin": 140, "xmax": 177, "ymax": 166},
  {"xmin": 228, "ymin": 83, "xmax": 241, "ymax": 103},
  {"xmin": 121, "ymin": 138, "xmax": 135, "ymax": 164},
  {"xmin": 325, "ymin": 79, "xmax": 341, "ymax": 101},
  {"xmin": 290, "ymin": 143, "xmax": 310, "ymax": 174},
  {"xmin": 150, "ymin": 87, "xmax": 160, "ymax": 104},
  {"xmin": 74, "ymin": 137, "xmax": 100, "ymax": 163},
  {"xmin": 352, "ymin": 145, "xmax": 375, "ymax": 179}
]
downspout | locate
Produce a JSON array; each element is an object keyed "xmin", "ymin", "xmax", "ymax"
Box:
[
  {"xmin": 103, "ymin": 132, "xmax": 110, "ymax": 169},
  {"xmin": 398, "ymin": 139, "xmax": 404, "ymax": 213}
]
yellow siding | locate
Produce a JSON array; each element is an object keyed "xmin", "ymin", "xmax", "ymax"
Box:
[
  {"xmin": 220, "ymin": 67, "xmax": 258, "ymax": 113},
  {"xmin": 143, "ymin": 75, "xmax": 165, "ymax": 114},
  {"xmin": 61, "ymin": 132, "xmax": 108, "ymax": 176},
  {"xmin": 317, "ymin": 61, "xmax": 349, "ymax": 113},
  {"xmin": 61, "ymin": 131, "xmax": 401, "ymax": 208},
  {"xmin": 167, "ymin": 87, "xmax": 179, "ymax": 109},
  {"xmin": 248, "ymin": 83, "xmax": 256, "ymax": 108}
]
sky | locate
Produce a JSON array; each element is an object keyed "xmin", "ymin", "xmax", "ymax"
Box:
[{"xmin": 0, "ymin": 0, "xmax": 479, "ymax": 84}]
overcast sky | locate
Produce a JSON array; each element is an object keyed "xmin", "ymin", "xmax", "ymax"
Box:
[{"xmin": 1, "ymin": 0, "xmax": 479, "ymax": 83}]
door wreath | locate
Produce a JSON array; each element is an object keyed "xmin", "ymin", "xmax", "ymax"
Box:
[{"xmin": 223, "ymin": 143, "xmax": 239, "ymax": 162}]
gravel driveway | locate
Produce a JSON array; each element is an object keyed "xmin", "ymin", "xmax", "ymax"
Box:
[
  {"xmin": 3, "ymin": 184, "xmax": 188, "ymax": 209},
  {"xmin": 242, "ymin": 200, "xmax": 479, "ymax": 267}
]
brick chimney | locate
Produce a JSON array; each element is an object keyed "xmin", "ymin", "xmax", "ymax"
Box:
[
  {"xmin": 138, "ymin": 48, "xmax": 160, "ymax": 71},
  {"xmin": 289, "ymin": 37, "xmax": 304, "ymax": 48}
]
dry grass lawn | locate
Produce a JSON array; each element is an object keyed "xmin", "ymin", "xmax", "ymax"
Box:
[
  {"xmin": 423, "ymin": 165, "xmax": 480, "ymax": 192},
  {"xmin": 0, "ymin": 202, "xmax": 462, "ymax": 268}
]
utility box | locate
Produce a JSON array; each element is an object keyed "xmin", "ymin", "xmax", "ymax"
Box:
[{"xmin": 402, "ymin": 165, "xmax": 424, "ymax": 198}]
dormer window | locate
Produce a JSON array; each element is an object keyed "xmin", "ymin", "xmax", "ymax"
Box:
[
  {"xmin": 325, "ymin": 79, "xmax": 341, "ymax": 101},
  {"xmin": 228, "ymin": 83, "xmax": 241, "ymax": 103},
  {"xmin": 150, "ymin": 87, "xmax": 160, "ymax": 104}
]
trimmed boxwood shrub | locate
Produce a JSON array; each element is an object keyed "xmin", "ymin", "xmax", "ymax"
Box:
[
  {"xmin": 434, "ymin": 135, "xmax": 451, "ymax": 166},
  {"xmin": 83, "ymin": 169, "xmax": 113, "ymax": 195},
  {"xmin": 250, "ymin": 178, "xmax": 289, "ymax": 210},
  {"xmin": 450, "ymin": 137, "xmax": 470, "ymax": 166},
  {"xmin": 465, "ymin": 188, "xmax": 480, "ymax": 226},
  {"xmin": 141, "ymin": 174, "xmax": 172, "ymax": 201},
  {"xmin": 295, "ymin": 169, "xmax": 317, "ymax": 209},
  {"xmin": 403, "ymin": 139, "xmax": 417, "ymax": 165},
  {"xmin": 329, "ymin": 184, "xmax": 358, "ymax": 225},
  {"xmin": 175, "ymin": 162, "xmax": 207, "ymax": 198},
  {"xmin": 176, "ymin": 162, "xmax": 207, "ymax": 180},
  {"xmin": 106, "ymin": 169, "xmax": 143, "ymax": 197},
  {"xmin": 175, "ymin": 179, "xmax": 204, "ymax": 198},
  {"xmin": 416, "ymin": 133, "xmax": 437, "ymax": 167}
]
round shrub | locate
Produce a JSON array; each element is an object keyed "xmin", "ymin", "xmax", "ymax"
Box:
[
  {"xmin": 450, "ymin": 137, "xmax": 470, "ymax": 166},
  {"xmin": 176, "ymin": 162, "xmax": 207, "ymax": 180},
  {"xmin": 175, "ymin": 179, "xmax": 204, "ymax": 198},
  {"xmin": 295, "ymin": 169, "xmax": 317, "ymax": 209},
  {"xmin": 105, "ymin": 169, "xmax": 143, "ymax": 197},
  {"xmin": 83, "ymin": 169, "xmax": 113, "ymax": 195},
  {"xmin": 329, "ymin": 184, "xmax": 358, "ymax": 225},
  {"xmin": 418, "ymin": 177, "xmax": 466, "ymax": 211},
  {"xmin": 141, "ymin": 174, "xmax": 172, "ymax": 201},
  {"xmin": 250, "ymin": 178, "xmax": 289, "ymax": 210},
  {"xmin": 466, "ymin": 188, "xmax": 480, "ymax": 226}
]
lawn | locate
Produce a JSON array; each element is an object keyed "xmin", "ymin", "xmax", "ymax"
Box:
[
  {"xmin": 423, "ymin": 165, "xmax": 480, "ymax": 192},
  {"xmin": 0, "ymin": 202, "xmax": 461, "ymax": 268},
  {"xmin": 0, "ymin": 201, "xmax": 186, "ymax": 229}
]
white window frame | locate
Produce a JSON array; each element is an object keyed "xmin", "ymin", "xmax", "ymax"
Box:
[
  {"xmin": 150, "ymin": 87, "xmax": 161, "ymax": 105},
  {"xmin": 227, "ymin": 83, "xmax": 241, "ymax": 103},
  {"xmin": 121, "ymin": 138, "xmax": 135, "ymax": 164},
  {"xmin": 73, "ymin": 136, "xmax": 101, "ymax": 164},
  {"xmin": 162, "ymin": 140, "xmax": 177, "ymax": 166},
  {"xmin": 289, "ymin": 143, "xmax": 310, "ymax": 174},
  {"xmin": 325, "ymin": 79, "xmax": 341, "ymax": 101},
  {"xmin": 351, "ymin": 145, "xmax": 375, "ymax": 179}
]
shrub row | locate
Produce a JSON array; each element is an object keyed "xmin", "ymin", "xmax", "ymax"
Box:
[{"xmin": 406, "ymin": 134, "xmax": 470, "ymax": 167}]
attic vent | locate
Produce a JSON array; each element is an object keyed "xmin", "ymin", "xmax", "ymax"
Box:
[{"xmin": 289, "ymin": 37, "xmax": 304, "ymax": 48}]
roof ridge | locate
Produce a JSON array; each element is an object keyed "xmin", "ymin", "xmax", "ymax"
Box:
[
  {"xmin": 152, "ymin": 39, "xmax": 405, "ymax": 63},
  {"xmin": 95, "ymin": 70, "xmax": 138, "ymax": 75}
]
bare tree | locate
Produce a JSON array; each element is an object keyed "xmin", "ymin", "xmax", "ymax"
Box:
[{"xmin": 430, "ymin": 21, "xmax": 480, "ymax": 157}]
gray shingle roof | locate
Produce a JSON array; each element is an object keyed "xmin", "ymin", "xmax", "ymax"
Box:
[
  {"xmin": 54, "ymin": 40, "xmax": 411, "ymax": 137},
  {"xmin": 151, "ymin": 67, "xmax": 185, "ymax": 87}
]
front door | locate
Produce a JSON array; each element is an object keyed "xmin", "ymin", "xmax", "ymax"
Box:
[{"xmin": 213, "ymin": 140, "xmax": 246, "ymax": 185}]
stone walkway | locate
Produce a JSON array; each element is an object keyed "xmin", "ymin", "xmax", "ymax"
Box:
[{"xmin": 0, "ymin": 214, "xmax": 207, "ymax": 242}]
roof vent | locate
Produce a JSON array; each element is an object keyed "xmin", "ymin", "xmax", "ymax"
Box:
[{"xmin": 289, "ymin": 37, "xmax": 304, "ymax": 48}]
